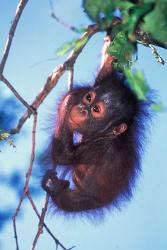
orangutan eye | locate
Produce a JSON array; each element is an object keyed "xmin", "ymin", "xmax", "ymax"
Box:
[
  {"xmin": 91, "ymin": 101, "xmax": 106, "ymax": 119},
  {"xmin": 93, "ymin": 105, "xmax": 100, "ymax": 113},
  {"xmin": 83, "ymin": 91, "xmax": 96, "ymax": 105},
  {"xmin": 86, "ymin": 93, "xmax": 92, "ymax": 102}
]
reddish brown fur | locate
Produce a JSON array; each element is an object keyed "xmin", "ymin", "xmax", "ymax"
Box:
[{"xmin": 41, "ymin": 36, "xmax": 149, "ymax": 215}]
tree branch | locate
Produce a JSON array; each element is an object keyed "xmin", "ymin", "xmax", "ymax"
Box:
[
  {"xmin": 10, "ymin": 24, "xmax": 99, "ymax": 134},
  {"xmin": 12, "ymin": 113, "xmax": 37, "ymax": 250},
  {"xmin": 0, "ymin": 0, "xmax": 29, "ymax": 74},
  {"xmin": 27, "ymin": 191, "xmax": 73, "ymax": 250},
  {"xmin": 68, "ymin": 67, "xmax": 74, "ymax": 91},
  {"xmin": 49, "ymin": 0, "xmax": 80, "ymax": 33},
  {"xmin": 136, "ymin": 27, "xmax": 167, "ymax": 50},
  {"xmin": 31, "ymin": 194, "xmax": 49, "ymax": 250},
  {"xmin": 0, "ymin": 75, "xmax": 36, "ymax": 114}
]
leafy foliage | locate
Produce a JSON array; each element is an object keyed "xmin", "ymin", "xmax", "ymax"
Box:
[
  {"xmin": 82, "ymin": 0, "xmax": 114, "ymax": 28},
  {"xmin": 82, "ymin": 0, "xmax": 166, "ymax": 108},
  {"xmin": 56, "ymin": 36, "xmax": 88, "ymax": 57},
  {"xmin": 0, "ymin": 129, "xmax": 15, "ymax": 150},
  {"xmin": 56, "ymin": 39, "xmax": 76, "ymax": 57},
  {"xmin": 0, "ymin": 93, "xmax": 21, "ymax": 149},
  {"xmin": 122, "ymin": 2, "xmax": 154, "ymax": 38},
  {"xmin": 142, "ymin": 2, "xmax": 167, "ymax": 46},
  {"xmin": 151, "ymin": 103, "xmax": 164, "ymax": 112},
  {"xmin": 83, "ymin": 0, "xmax": 155, "ymax": 35},
  {"xmin": 83, "ymin": 0, "xmax": 133, "ymax": 29},
  {"xmin": 83, "ymin": 0, "xmax": 167, "ymax": 57},
  {"xmin": 108, "ymin": 31, "xmax": 136, "ymax": 69},
  {"xmin": 124, "ymin": 68, "xmax": 164, "ymax": 111},
  {"xmin": 0, "ymin": 130, "xmax": 10, "ymax": 140},
  {"xmin": 124, "ymin": 68, "xmax": 149, "ymax": 100},
  {"xmin": 55, "ymin": 1, "xmax": 166, "ymax": 107}
]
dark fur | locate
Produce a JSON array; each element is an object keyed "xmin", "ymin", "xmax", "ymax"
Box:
[{"xmin": 42, "ymin": 70, "xmax": 149, "ymax": 215}]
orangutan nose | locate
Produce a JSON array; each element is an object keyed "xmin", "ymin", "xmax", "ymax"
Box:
[{"xmin": 78, "ymin": 104, "xmax": 88, "ymax": 116}]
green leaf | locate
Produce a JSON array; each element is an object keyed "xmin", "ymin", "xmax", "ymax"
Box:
[
  {"xmin": 108, "ymin": 31, "xmax": 136, "ymax": 69},
  {"xmin": 83, "ymin": 0, "xmax": 133, "ymax": 29},
  {"xmin": 142, "ymin": 2, "xmax": 167, "ymax": 45},
  {"xmin": 0, "ymin": 130, "xmax": 16, "ymax": 149},
  {"xmin": 124, "ymin": 69, "xmax": 164, "ymax": 112},
  {"xmin": 122, "ymin": 2, "xmax": 154, "ymax": 38},
  {"xmin": 74, "ymin": 36, "xmax": 89, "ymax": 51},
  {"xmin": 55, "ymin": 35, "xmax": 89, "ymax": 57},
  {"xmin": 124, "ymin": 68, "xmax": 150, "ymax": 100},
  {"xmin": 83, "ymin": 0, "xmax": 114, "ymax": 23},
  {"xmin": 0, "ymin": 132, "xmax": 10, "ymax": 140},
  {"xmin": 151, "ymin": 103, "xmax": 164, "ymax": 112},
  {"xmin": 56, "ymin": 39, "xmax": 76, "ymax": 57},
  {"xmin": 143, "ymin": 0, "xmax": 155, "ymax": 3}
]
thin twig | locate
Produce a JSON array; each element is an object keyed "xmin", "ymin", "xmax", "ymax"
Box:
[
  {"xmin": 149, "ymin": 44, "xmax": 165, "ymax": 65},
  {"xmin": 136, "ymin": 27, "xmax": 167, "ymax": 50},
  {"xmin": 49, "ymin": 0, "xmax": 80, "ymax": 33},
  {"xmin": 0, "ymin": 0, "xmax": 29, "ymax": 74},
  {"xmin": 10, "ymin": 64, "xmax": 65, "ymax": 134},
  {"xmin": 12, "ymin": 193, "xmax": 26, "ymax": 250},
  {"xmin": 12, "ymin": 113, "xmax": 37, "ymax": 250},
  {"xmin": 24, "ymin": 113, "xmax": 37, "ymax": 192},
  {"xmin": 0, "ymin": 1, "xmax": 97, "ymax": 249},
  {"xmin": 136, "ymin": 28, "xmax": 166, "ymax": 64},
  {"xmin": 0, "ymin": 75, "xmax": 36, "ymax": 113},
  {"xmin": 10, "ymin": 24, "xmax": 99, "ymax": 134},
  {"xmin": 27, "ymin": 191, "xmax": 72, "ymax": 250},
  {"xmin": 31, "ymin": 194, "xmax": 49, "ymax": 250}
]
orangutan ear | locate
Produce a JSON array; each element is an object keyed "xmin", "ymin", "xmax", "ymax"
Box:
[{"xmin": 112, "ymin": 123, "xmax": 128, "ymax": 135}]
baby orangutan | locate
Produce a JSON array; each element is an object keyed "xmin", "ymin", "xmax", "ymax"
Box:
[{"xmin": 42, "ymin": 35, "xmax": 148, "ymax": 214}]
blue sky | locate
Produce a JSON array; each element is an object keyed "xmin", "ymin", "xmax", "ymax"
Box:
[{"xmin": 0, "ymin": 1, "xmax": 167, "ymax": 250}]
